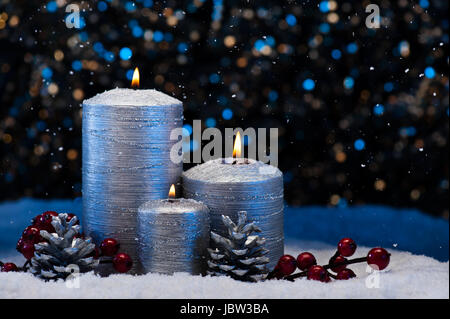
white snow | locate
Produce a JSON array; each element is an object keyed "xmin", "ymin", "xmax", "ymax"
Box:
[
  {"xmin": 83, "ymin": 88, "xmax": 182, "ymax": 107},
  {"xmin": 0, "ymin": 241, "xmax": 448, "ymax": 299},
  {"xmin": 0, "ymin": 199, "xmax": 448, "ymax": 298}
]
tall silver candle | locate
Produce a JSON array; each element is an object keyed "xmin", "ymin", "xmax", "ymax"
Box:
[
  {"xmin": 182, "ymin": 157, "xmax": 284, "ymax": 270},
  {"xmin": 137, "ymin": 190, "xmax": 210, "ymax": 275},
  {"xmin": 82, "ymin": 85, "xmax": 183, "ymax": 274}
]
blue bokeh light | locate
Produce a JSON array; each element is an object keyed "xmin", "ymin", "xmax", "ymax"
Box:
[
  {"xmin": 71, "ymin": 60, "xmax": 82, "ymax": 71},
  {"xmin": 97, "ymin": 1, "xmax": 108, "ymax": 11},
  {"xmin": 419, "ymin": 0, "xmax": 429, "ymax": 8},
  {"xmin": 268, "ymin": 90, "xmax": 279, "ymax": 101},
  {"xmin": 399, "ymin": 127, "xmax": 417, "ymax": 137},
  {"xmin": 424, "ymin": 66, "xmax": 436, "ymax": 79},
  {"xmin": 78, "ymin": 17, "xmax": 86, "ymax": 29},
  {"xmin": 143, "ymin": 0, "xmax": 153, "ymax": 8},
  {"xmin": 354, "ymin": 139, "xmax": 366, "ymax": 151},
  {"xmin": 286, "ymin": 14, "xmax": 297, "ymax": 26},
  {"xmin": 153, "ymin": 31, "xmax": 164, "ymax": 42},
  {"xmin": 41, "ymin": 67, "xmax": 53, "ymax": 79},
  {"xmin": 319, "ymin": 23, "xmax": 330, "ymax": 33},
  {"xmin": 119, "ymin": 47, "xmax": 132, "ymax": 60},
  {"xmin": 132, "ymin": 26, "xmax": 143, "ymax": 38},
  {"xmin": 205, "ymin": 117, "xmax": 216, "ymax": 128},
  {"xmin": 331, "ymin": 49, "xmax": 342, "ymax": 60},
  {"xmin": 384, "ymin": 82, "xmax": 394, "ymax": 92},
  {"xmin": 319, "ymin": 1, "xmax": 330, "ymax": 13},
  {"xmin": 254, "ymin": 39, "xmax": 265, "ymax": 51},
  {"xmin": 93, "ymin": 42, "xmax": 104, "ymax": 54},
  {"xmin": 209, "ymin": 73, "xmax": 220, "ymax": 84},
  {"xmin": 373, "ymin": 104, "xmax": 385, "ymax": 116},
  {"xmin": 302, "ymin": 78, "xmax": 315, "ymax": 91},
  {"xmin": 104, "ymin": 51, "xmax": 115, "ymax": 62},
  {"xmin": 222, "ymin": 108, "xmax": 233, "ymax": 120},
  {"xmin": 346, "ymin": 43, "xmax": 358, "ymax": 54},
  {"xmin": 126, "ymin": 69, "xmax": 134, "ymax": 80},
  {"xmin": 265, "ymin": 36, "xmax": 275, "ymax": 47},
  {"xmin": 124, "ymin": 1, "xmax": 136, "ymax": 12},
  {"xmin": 177, "ymin": 42, "xmax": 188, "ymax": 53},
  {"xmin": 343, "ymin": 76, "xmax": 354, "ymax": 89},
  {"xmin": 47, "ymin": 1, "xmax": 58, "ymax": 12}
]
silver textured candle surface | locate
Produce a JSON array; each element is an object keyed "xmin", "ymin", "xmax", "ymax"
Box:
[
  {"xmin": 82, "ymin": 88, "xmax": 183, "ymax": 274},
  {"xmin": 137, "ymin": 198, "xmax": 210, "ymax": 275},
  {"xmin": 182, "ymin": 158, "xmax": 284, "ymax": 269}
]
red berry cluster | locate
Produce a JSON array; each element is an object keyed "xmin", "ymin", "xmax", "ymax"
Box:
[
  {"xmin": 268, "ymin": 238, "xmax": 391, "ymax": 283},
  {"xmin": 1, "ymin": 211, "xmax": 133, "ymax": 274},
  {"xmin": 16, "ymin": 211, "xmax": 62, "ymax": 261},
  {"xmin": 99, "ymin": 238, "xmax": 134, "ymax": 273}
]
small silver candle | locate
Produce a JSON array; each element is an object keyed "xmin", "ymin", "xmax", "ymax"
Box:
[
  {"xmin": 137, "ymin": 185, "xmax": 210, "ymax": 275},
  {"xmin": 82, "ymin": 70, "xmax": 183, "ymax": 274},
  {"xmin": 182, "ymin": 134, "xmax": 284, "ymax": 269}
]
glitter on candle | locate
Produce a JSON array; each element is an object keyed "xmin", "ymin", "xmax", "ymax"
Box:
[
  {"xmin": 138, "ymin": 198, "xmax": 210, "ymax": 275},
  {"xmin": 82, "ymin": 88, "xmax": 183, "ymax": 274},
  {"xmin": 182, "ymin": 158, "xmax": 284, "ymax": 270}
]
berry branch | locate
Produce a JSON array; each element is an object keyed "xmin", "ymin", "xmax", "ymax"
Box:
[
  {"xmin": 284, "ymin": 256, "xmax": 368, "ymax": 281},
  {"xmin": 268, "ymin": 238, "xmax": 391, "ymax": 282}
]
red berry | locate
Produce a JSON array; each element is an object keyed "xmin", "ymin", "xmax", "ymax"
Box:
[
  {"xmin": 16, "ymin": 237, "xmax": 24, "ymax": 252},
  {"xmin": 1, "ymin": 263, "xmax": 19, "ymax": 272},
  {"xmin": 329, "ymin": 255, "xmax": 348, "ymax": 273},
  {"xmin": 36, "ymin": 211, "xmax": 58, "ymax": 233},
  {"xmin": 113, "ymin": 253, "xmax": 133, "ymax": 273},
  {"xmin": 296, "ymin": 252, "xmax": 317, "ymax": 271},
  {"xmin": 22, "ymin": 226, "xmax": 43, "ymax": 244},
  {"xmin": 31, "ymin": 214, "xmax": 42, "ymax": 225},
  {"xmin": 100, "ymin": 238, "xmax": 120, "ymax": 257},
  {"xmin": 276, "ymin": 255, "xmax": 297, "ymax": 276},
  {"xmin": 367, "ymin": 247, "xmax": 390, "ymax": 270},
  {"xmin": 307, "ymin": 265, "xmax": 330, "ymax": 282},
  {"xmin": 21, "ymin": 241, "xmax": 35, "ymax": 260},
  {"xmin": 337, "ymin": 238, "xmax": 357, "ymax": 257},
  {"xmin": 336, "ymin": 268, "xmax": 356, "ymax": 280}
]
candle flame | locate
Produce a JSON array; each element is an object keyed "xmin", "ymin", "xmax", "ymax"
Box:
[
  {"xmin": 131, "ymin": 67, "xmax": 140, "ymax": 88},
  {"xmin": 168, "ymin": 184, "xmax": 176, "ymax": 198},
  {"xmin": 232, "ymin": 132, "xmax": 242, "ymax": 158}
]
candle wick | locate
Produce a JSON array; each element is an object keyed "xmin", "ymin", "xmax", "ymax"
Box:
[{"xmin": 231, "ymin": 158, "xmax": 249, "ymax": 165}]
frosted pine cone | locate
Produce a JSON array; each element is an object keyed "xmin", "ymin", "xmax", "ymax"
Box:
[
  {"xmin": 207, "ymin": 211, "xmax": 269, "ymax": 282},
  {"xmin": 30, "ymin": 213, "xmax": 99, "ymax": 280}
]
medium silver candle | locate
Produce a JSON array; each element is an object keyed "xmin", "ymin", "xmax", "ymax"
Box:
[
  {"xmin": 182, "ymin": 134, "xmax": 284, "ymax": 270},
  {"xmin": 82, "ymin": 71, "xmax": 183, "ymax": 274},
  {"xmin": 137, "ymin": 185, "xmax": 210, "ymax": 275}
]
